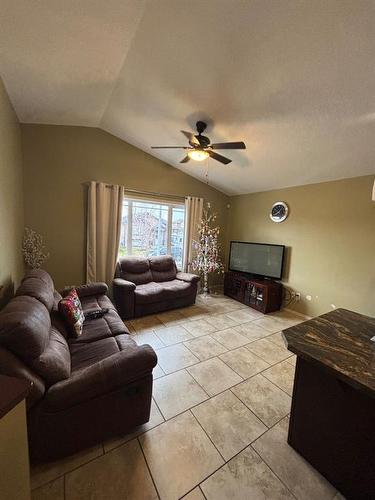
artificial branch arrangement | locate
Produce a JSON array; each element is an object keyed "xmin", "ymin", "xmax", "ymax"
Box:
[
  {"xmin": 22, "ymin": 227, "xmax": 49, "ymax": 269},
  {"xmin": 191, "ymin": 203, "xmax": 224, "ymax": 295}
]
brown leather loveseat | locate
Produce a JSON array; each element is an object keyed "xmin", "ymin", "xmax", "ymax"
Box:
[
  {"xmin": 113, "ymin": 255, "xmax": 200, "ymax": 319},
  {"xmin": 0, "ymin": 269, "xmax": 157, "ymax": 462}
]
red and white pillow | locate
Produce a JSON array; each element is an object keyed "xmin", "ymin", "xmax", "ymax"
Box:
[{"xmin": 58, "ymin": 289, "xmax": 85, "ymax": 337}]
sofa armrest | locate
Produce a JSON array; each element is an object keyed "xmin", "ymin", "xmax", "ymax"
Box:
[
  {"xmin": 113, "ymin": 278, "xmax": 136, "ymax": 291},
  {"xmin": 76, "ymin": 282, "xmax": 108, "ymax": 297},
  {"xmin": 61, "ymin": 282, "xmax": 108, "ymax": 298},
  {"xmin": 176, "ymin": 272, "xmax": 200, "ymax": 284},
  {"xmin": 43, "ymin": 343, "xmax": 157, "ymax": 411},
  {"xmin": 113, "ymin": 278, "xmax": 136, "ymax": 319}
]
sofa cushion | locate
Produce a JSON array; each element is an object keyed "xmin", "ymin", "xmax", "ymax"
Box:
[
  {"xmin": 16, "ymin": 270, "xmax": 55, "ymax": 311},
  {"xmin": 70, "ymin": 337, "xmax": 121, "ymax": 371},
  {"xmin": 68, "ymin": 307, "xmax": 129, "ymax": 344},
  {"xmin": 80, "ymin": 294, "xmax": 117, "ymax": 314},
  {"xmin": 30, "ymin": 327, "xmax": 71, "ymax": 386},
  {"xmin": 150, "ymin": 255, "xmax": 177, "ymax": 282},
  {"xmin": 134, "ymin": 282, "xmax": 165, "ymax": 305},
  {"xmin": 0, "ymin": 296, "xmax": 50, "ymax": 362},
  {"xmin": 117, "ymin": 257, "xmax": 153, "ymax": 285},
  {"xmin": 160, "ymin": 279, "xmax": 193, "ymax": 299}
]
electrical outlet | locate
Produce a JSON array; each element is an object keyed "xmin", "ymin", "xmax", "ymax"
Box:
[{"xmin": 295, "ymin": 292, "xmax": 301, "ymax": 302}]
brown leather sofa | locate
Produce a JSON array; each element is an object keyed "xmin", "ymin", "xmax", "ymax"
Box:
[
  {"xmin": 0, "ymin": 269, "xmax": 157, "ymax": 462},
  {"xmin": 113, "ymin": 255, "xmax": 200, "ymax": 319}
]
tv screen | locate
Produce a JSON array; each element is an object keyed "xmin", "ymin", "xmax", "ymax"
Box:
[{"xmin": 229, "ymin": 241, "xmax": 285, "ymax": 279}]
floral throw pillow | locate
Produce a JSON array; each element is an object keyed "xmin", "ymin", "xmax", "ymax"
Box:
[{"xmin": 58, "ymin": 289, "xmax": 85, "ymax": 338}]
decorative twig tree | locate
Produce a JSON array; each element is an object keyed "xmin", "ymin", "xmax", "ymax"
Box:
[
  {"xmin": 22, "ymin": 227, "xmax": 49, "ymax": 269},
  {"xmin": 191, "ymin": 203, "xmax": 224, "ymax": 295}
]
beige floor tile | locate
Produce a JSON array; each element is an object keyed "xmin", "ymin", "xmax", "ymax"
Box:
[
  {"xmin": 182, "ymin": 486, "xmax": 206, "ymax": 499},
  {"xmin": 31, "ymin": 477, "xmax": 64, "ymax": 500},
  {"xmin": 246, "ymin": 338, "xmax": 292, "ymax": 365},
  {"xmin": 103, "ymin": 399, "xmax": 164, "ymax": 452},
  {"xmin": 180, "ymin": 305, "xmax": 209, "ymax": 320},
  {"xmin": 187, "ymin": 357, "xmax": 242, "ymax": 396},
  {"xmin": 211, "ymin": 327, "xmax": 250, "ymax": 349},
  {"xmin": 232, "ymin": 374, "xmax": 291, "ymax": 427},
  {"xmin": 262, "ymin": 359, "xmax": 296, "ymax": 395},
  {"xmin": 287, "ymin": 355, "xmax": 297, "ymax": 366},
  {"xmin": 192, "ymin": 391, "xmax": 267, "ymax": 460},
  {"xmin": 153, "ymin": 364, "xmax": 165, "ymax": 379},
  {"xmin": 201, "ymin": 445, "xmax": 294, "ymax": 500},
  {"xmin": 156, "ymin": 309, "xmax": 186, "ymax": 326},
  {"xmin": 153, "ymin": 370, "xmax": 208, "ymax": 419},
  {"xmin": 140, "ymin": 411, "xmax": 224, "ymax": 500},
  {"xmin": 30, "ymin": 444, "xmax": 103, "ymax": 490},
  {"xmin": 182, "ymin": 318, "xmax": 217, "ymax": 337},
  {"xmin": 253, "ymin": 416, "xmax": 336, "ymax": 500},
  {"xmin": 130, "ymin": 314, "xmax": 165, "ymax": 332},
  {"xmin": 65, "ymin": 439, "xmax": 157, "ymax": 500},
  {"xmin": 252, "ymin": 316, "xmax": 286, "ymax": 333},
  {"xmin": 204, "ymin": 313, "xmax": 237, "ymax": 330},
  {"xmin": 184, "ymin": 335, "xmax": 227, "ymax": 360},
  {"xmin": 234, "ymin": 321, "xmax": 272, "ymax": 341},
  {"xmin": 225, "ymin": 308, "xmax": 263, "ymax": 323},
  {"xmin": 269, "ymin": 309, "xmax": 305, "ymax": 327},
  {"xmin": 133, "ymin": 330, "xmax": 165, "ymax": 350},
  {"xmin": 156, "ymin": 344, "xmax": 199, "ymax": 374},
  {"xmin": 267, "ymin": 331, "xmax": 289, "ymax": 348},
  {"xmin": 155, "ymin": 325, "xmax": 193, "ymax": 346},
  {"xmin": 220, "ymin": 346, "xmax": 269, "ymax": 379}
]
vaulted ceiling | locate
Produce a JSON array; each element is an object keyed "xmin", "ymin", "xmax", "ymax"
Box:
[{"xmin": 1, "ymin": 0, "xmax": 375, "ymax": 195}]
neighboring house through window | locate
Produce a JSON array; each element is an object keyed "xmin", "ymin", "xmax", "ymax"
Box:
[{"xmin": 118, "ymin": 197, "xmax": 185, "ymax": 270}]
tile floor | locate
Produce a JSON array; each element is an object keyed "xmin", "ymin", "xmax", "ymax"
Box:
[{"xmin": 31, "ymin": 294, "xmax": 343, "ymax": 500}]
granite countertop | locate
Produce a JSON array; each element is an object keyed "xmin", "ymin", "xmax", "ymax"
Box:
[
  {"xmin": 0, "ymin": 375, "xmax": 32, "ymax": 419},
  {"xmin": 283, "ymin": 308, "xmax": 375, "ymax": 398}
]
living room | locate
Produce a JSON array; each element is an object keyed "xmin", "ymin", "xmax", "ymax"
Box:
[{"xmin": 1, "ymin": 2, "xmax": 375, "ymax": 500}]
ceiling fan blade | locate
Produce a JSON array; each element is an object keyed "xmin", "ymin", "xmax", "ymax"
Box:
[
  {"xmin": 209, "ymin": 151, "xmax": 232, "ymax": 165},
  {"xmin": 210, "ymin": 141, "xmax": 246, "ymax": 150},
  {"xmin": 181, "ymin": 130, "xmax": 200, "ymax": 146},
  {"xmin": 180, "ymin": 155, "xmax": 190, "ymax": 163},
  {"xmin": 151, "ymin": 146, "xmax": 189, "ymax": 149}
]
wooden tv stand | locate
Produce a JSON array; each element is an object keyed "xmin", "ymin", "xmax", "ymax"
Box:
[{"xmin": 224, "ymin": 271, "xmax": 283, "ymax": 314}]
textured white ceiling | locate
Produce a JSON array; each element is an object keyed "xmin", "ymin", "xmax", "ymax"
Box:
[{"xmin": 1, "ymin": 0, "xmax": 375, "ymax": 195}]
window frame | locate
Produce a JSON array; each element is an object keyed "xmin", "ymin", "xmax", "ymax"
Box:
[{"xmin": 119, "ymin": 195, "xmax": 186, "ymax": 269}]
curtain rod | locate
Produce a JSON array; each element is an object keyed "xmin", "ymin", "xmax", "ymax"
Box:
[{"xmin": 105, "ymin": 185, "xmax": 193, "ymax": 201}]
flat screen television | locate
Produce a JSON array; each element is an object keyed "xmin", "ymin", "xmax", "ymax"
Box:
[{"xmin": 229, "ymin": 241, "xmax": 285, "ymax": 280}]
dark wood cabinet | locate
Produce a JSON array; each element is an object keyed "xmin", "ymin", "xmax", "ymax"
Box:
[{"xmin": 224, "ymin": 271, "xmax": 282, "ymax": 314}]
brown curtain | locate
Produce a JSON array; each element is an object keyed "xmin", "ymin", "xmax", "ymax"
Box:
[
  {"xmin": 183, "ymin": 196, "xmax": 203, "ymax": 272},
  {"xmin": 86, "ymin": 181, "xmax": 124, "ymax": 283}
]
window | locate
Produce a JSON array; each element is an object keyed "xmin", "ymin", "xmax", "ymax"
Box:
[{"xmin": 119, "ymin": 198, "xmax": 185, "ymax": 269}]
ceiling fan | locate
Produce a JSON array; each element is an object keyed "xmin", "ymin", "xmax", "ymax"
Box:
[{"xmin": 151, "ymin": 121, "xmax": 246, "ymax": 165}]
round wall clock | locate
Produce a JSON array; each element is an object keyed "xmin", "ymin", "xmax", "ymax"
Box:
[{"xmin": 270, "ymin": 201, "xmax": 289, "ymax": 223}]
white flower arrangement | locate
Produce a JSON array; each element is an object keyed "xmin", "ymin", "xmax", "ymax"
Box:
[{"xmin": 22, "ymin": 227, "xmax": 49, "ymax": 269}]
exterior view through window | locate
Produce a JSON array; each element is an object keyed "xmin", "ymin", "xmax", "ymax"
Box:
[{"xmin": 119, "ymin": 198, "xmax": 185, "ymax": 269}]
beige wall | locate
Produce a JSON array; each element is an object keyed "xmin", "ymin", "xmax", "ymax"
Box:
[
  {"xmin": 227, "ymin": 175, "xmax": 375, "ymax": 317},
  {"xmin": 21, "ymin": 124, "xmax": 229, "ymax": 290},
  {"xmin": 0, "ymin": 78, "xmax": 24, "ymax": 307}
]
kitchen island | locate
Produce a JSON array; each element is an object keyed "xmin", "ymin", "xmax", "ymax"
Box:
[{"xmin": 283, "ymin": 308, "xmax": 375, "ymax": 500}]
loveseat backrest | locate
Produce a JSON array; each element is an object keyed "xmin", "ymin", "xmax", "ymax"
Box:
[
  {"xmin": 116, "ymin": 257, "xmax": 153, "ymax": 285},
  {"xmin": 116, "ymin": 255, "xmax": 178, "ymax": 284},
  {"xmin": 149, "ymin": 256, "xmax": 177, "ymax": 282}
]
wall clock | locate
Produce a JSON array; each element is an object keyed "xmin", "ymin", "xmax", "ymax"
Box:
[{"xmin": 270, "ymin": 201, "xmax": 289, "ymax": 223}]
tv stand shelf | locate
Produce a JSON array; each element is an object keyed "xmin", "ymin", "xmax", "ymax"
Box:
[{"xmin": 224, "ymin": 272, "xmax": 283, "ymax": 314}]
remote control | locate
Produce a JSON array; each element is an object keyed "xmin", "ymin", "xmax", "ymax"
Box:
[{"xmin": 85, "ymin": 308, "xmax": 109, "ymax": 320}]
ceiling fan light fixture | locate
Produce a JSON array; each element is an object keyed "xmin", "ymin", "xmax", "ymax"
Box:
[{"xmin": 188, "ymin": 149, "xmax": 209, "ymax": 161}]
